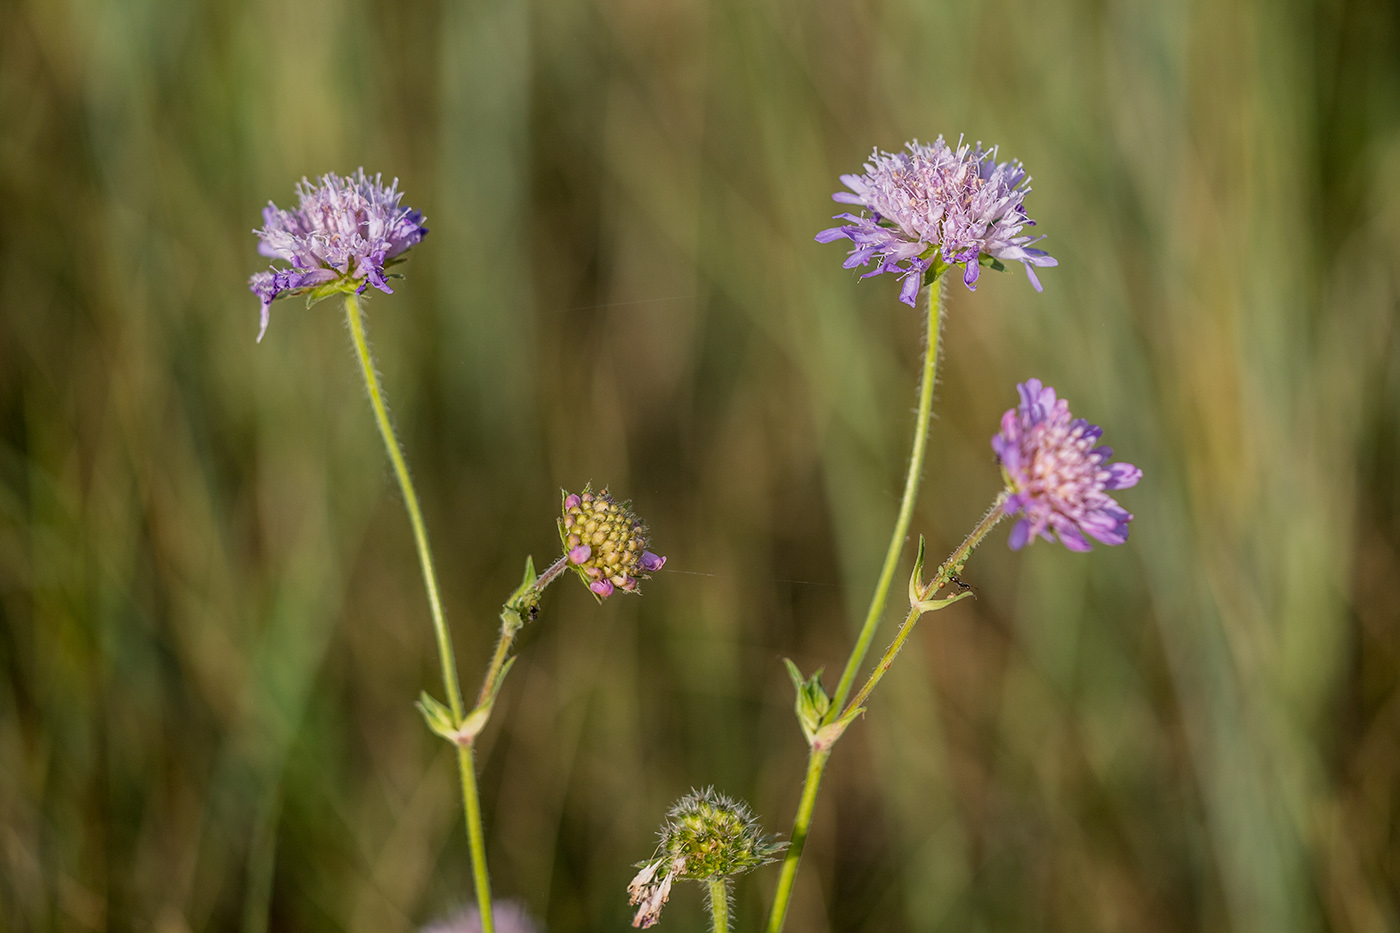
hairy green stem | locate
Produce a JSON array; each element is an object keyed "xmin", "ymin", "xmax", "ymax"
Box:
[
  {"xmin": 534, "ymin": 552, "xmax": 572, "ymax": 590},
  {"xmin": 477, "ymin": 615, "xmax": 521, "ymax": 709},
  {"xmin": 344, "ymin": 292, "xmax": 495, "ymax": 933},
  {"xmin": 476, "ymin": 554, "xmax": 567, "ymax": 708},
  {"xmin": 827, "ymin": 275, "xmax": 945, "ymax": 715},
  {"xmin": 709, "ymin": 878, "xmax": 731, "ymax": 933},
  {"xmin": 764, "ymin": 750, "xmax": 827, "ymax": 933},
  {"xmin": 766, "ymin": 275, "xmax": 944, "ymax": 933},
  {"xmin": 844, "ymin": 494, "xmax": 1007, "ymax": 716}
]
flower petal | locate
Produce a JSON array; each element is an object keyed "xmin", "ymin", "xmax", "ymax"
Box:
[
  {"xmin": 1007, "ymin": 518, "xmax": 1032, "ymax": 550},
  {"xmin": 1104, "ymin": 462, "xmax": 1143, "ymax": 489},
  {"xmin": 898, "ymin": 271, "xmax": 922, "ymax": 306}
]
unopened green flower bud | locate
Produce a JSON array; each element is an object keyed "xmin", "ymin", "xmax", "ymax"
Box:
[{"xmin": 559, "ymin": 485, "xmax": 665, "ymax": 600}]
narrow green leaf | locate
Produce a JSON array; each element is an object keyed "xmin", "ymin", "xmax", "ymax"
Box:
[
  {"xmin": 486, "ymin": 656, "xmax": 517, "ymax": 706},
  {"xmin": 415, "ymin": 691, "xmax": 459, "ymax": 742},
  {"xmin": 457, "ymin": 705, "xmax": 491, "ymax": 744},
  {"xmin": 913, "ymin": 589, "xmax": 975, "ymax": 615},
  {"xmin": 783, "ymin": 658, "xmax": 805, "ymax": 693},
  {"xmin": 784, "ymin": 659, "xmax": 833, "ymax": 746}
]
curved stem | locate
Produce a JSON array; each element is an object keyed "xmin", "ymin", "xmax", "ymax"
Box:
[
  {"xmin": 843, "ymin": 493, "xmax": 1006, "ymax": 716},
  {"xmin": 766, "ymin": 276, "xmax": 945, "ymax": 933},
  {"xmin": 827, "ymin": 274, "xmax": 944, "ymax": 717},
  {"xmin": 477, "ymin": 616, "xmax": 522, "ymax": 709},
  {"xmin": 481, "ymin": 613, "xmax": 526, "ymax": 708},
  {"xmin": 708, "ymin": 878, "xmax": 731, "ymax": 933},
  {"xmin": 343, "ymin": 292, "xmax": 495, "ymax": 933},
  {"xmin": 534, "ymin": 552, "xmax": 572, "ymax": 590}
]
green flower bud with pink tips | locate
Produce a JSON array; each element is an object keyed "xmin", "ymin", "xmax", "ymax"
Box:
[{"xmin": 558, "ymin": 485, "xmax": 665, "ymax": 600}]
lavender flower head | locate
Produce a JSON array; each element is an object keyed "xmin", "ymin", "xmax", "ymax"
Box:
[
  {"xmin": 248, "ymin": 168, "xmax": 428, "ymax": 341},
  {"xmin": 992, "ymin": 379, "xmax": 1141, "ymax": 552},
  {"xmin": 817, "ymin": 137, "xmax": 1057, "ymax": 307}
]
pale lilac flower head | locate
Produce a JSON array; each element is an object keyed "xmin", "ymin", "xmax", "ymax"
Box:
[
  {"xmin": 816, "ymin": 137, "xmax": 1057, "ymax": 307},
  {"xmin": 248, "ymin": 168, "xmax": 428, "ymax": 341},
  {"xmin": 992, "ymin": 379, "xmax": 1141, "ymax": 552},
  {"xmin": 421, "ymin": 901, "xmax": 539, "ymax": 933}
]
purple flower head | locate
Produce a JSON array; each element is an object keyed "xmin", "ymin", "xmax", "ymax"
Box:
[
  {"xmin": 992, "ymin": 379, "xmax": 1141, "ymax": 552},
  {"xmin": 816, "ymin": 137, "xmax": 1057, "ymax": 307},
  {"xmin": 558, "ymin": 485, "xmax": 665, "ymax": 600},
  {"xmin": 248, "ymin": 169, "xmax": 428, "ymax": 341}
]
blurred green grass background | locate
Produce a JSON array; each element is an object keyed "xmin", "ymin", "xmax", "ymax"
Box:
[{"xmin": 3, "ymin": 0, "xmax": 1399, "ymax": 930}]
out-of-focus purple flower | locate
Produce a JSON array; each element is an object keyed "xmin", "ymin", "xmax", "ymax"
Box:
[
  {"xmin": 559, "ymin": 485, "xmax": 665, "ymax": 600},
  {"xmin": 816, "ymin": 137, "xmax": 1056, "ymax": 307},
  {"xmin": 248, "ymin": 168, "xmax": 428, "ymax": 341},
  {"xmin": 421, "ymin": 901, "xmax": 540, "ymax": 933},
  {"xmin": 992, "ymin": 379, "xmax": 1141, "ymax": 552}
]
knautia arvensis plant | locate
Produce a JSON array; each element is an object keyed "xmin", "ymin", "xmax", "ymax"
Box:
[
  {"xmin": 755, "ymin": 137, "xmax": 1138, "ymax": 933},
  {"xmin": 243, "ymin": 143, "xmax": 1137, "ymax": 933},
  {"xmin": 628, "ymin": 789, "xmax": 784, "ymax": 931},
  {"xmin": 248, "ymin": 170, "xmax": 666, "ymax": 933}
]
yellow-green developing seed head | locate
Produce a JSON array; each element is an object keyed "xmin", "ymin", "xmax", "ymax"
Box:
[
  {"xmin": 659, "ymin": 788, "xmax": 783, "ymax": 880},
  {"xmin": 559, "ymin": 485, "xmax": 665, "ymax": 600},
  {"xmin": 627, "ymin": 788, "xmax": 784, "ymax": 928}
]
